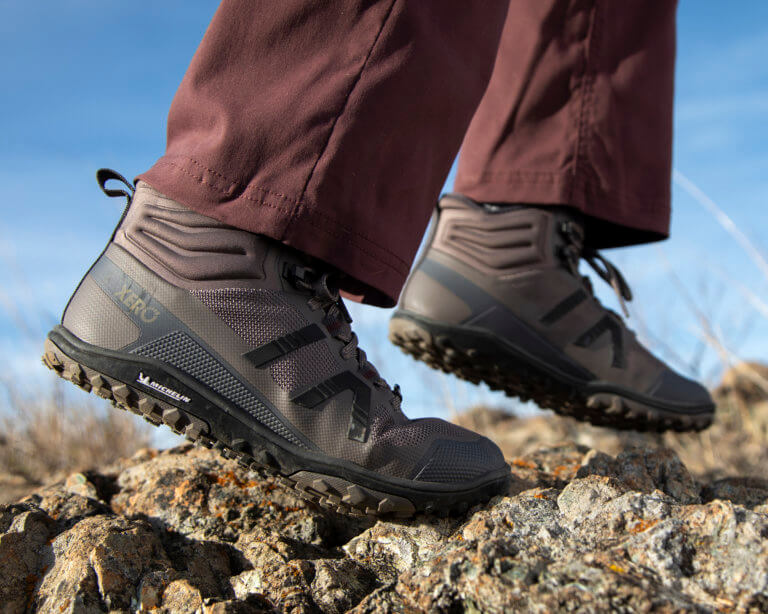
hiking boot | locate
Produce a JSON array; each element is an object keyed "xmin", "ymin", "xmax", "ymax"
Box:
[
  {"xmin": 389, "ymin": 194, "xmax": 715, "ymax": 432},
  {"xmin": 42, "ymin": 171, "xmax": 510, "ymax": 517}
]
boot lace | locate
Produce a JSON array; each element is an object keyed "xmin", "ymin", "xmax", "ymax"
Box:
[
  {"xmin": 284, "ymin": 264, "xmax": 403, "ymax": 410},
  {"xmin": 558, "ymin": 221, "xmax": 633, "ymax": 318}
]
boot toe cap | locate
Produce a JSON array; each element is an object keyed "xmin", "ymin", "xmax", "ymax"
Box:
[
  {"xmin": 411, "ymin": 430, "xmax": 508, "ymax": 485},
  {"xmin": 648, "ymin": 369, "xmax": 714, "ymax": 410}
]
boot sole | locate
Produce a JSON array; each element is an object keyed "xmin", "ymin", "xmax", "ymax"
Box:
[
  {"xmin": 389, "ymin": 313, "xmax": 714, "ymax": 433},
  {"xmin": 42, "ymin": 326, "xmax": 510, "ymax": 519}
]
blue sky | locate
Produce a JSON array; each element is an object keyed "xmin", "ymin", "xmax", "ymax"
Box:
[{"xmin": 1, "ymin": 2, "xmax": 767, "ymax": 427}]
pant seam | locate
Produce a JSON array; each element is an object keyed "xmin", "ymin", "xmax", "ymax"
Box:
[
  {"xmin": 184, "ymin": 157, "xmax": 301, "ymax": 205},
  {"xmin": 585, "ymin": 2, "xmax": 606, "ymax": 193},
  {"xmin": 289, "ymin": 202, "xmax": 411, "ymax": 266},
  {"xmin": 288, "ymin": 207, "xmax": 410, "ymax": 276},
  {"xmin": 157, "ymin": 156, "xmax": 412, "ymax": 269},
  {"xmin": 161, "ymin": 158, "xmax": 296, "ymax": 214},
  {"xmin": 570, "ymin": 0, "xmax": 601, "ymax": 204},
  {"xmin": 284, "ymin": 0, "xmax": 400, "ymax": 239}
]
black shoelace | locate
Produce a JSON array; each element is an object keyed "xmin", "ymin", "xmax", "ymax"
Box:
[
  {"xmin": 559, "ymin": 220, "xmax": 633, "ymax": 318},
  {"xmin": 284, "ymin": 264, "xmax": 403, "ymax": 410}
]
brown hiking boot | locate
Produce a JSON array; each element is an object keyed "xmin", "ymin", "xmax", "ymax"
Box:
[
  {"xmin": 42, "ymin": 172, "xmax": 510, "ymax": 518},
  {"xmin": 390, "ymin": 194, "xmax": 714, "ymax": 432}
]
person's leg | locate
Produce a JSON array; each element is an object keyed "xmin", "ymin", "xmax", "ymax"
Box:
[
  {"xmin": 139, "ymin": 0, "xmax": 509, "ymax": 306},
  {"xmin": 45, "ymin": 0, "xmax": 513, "ymax": 518},
  {"xmin": 392, "ymin": 0, "xmax": 716, "ymax": 433},
  {"xmin": 454, "ymin": 0, "xmax": 676, "ymax": 248}
]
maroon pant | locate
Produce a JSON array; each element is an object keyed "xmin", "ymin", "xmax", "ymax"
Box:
[{"xmin": 139, "ymin": 0, "xmax": 676, "ymax": 307}]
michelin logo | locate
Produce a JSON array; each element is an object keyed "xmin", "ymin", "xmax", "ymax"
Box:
[{"xmin": 136, "ymin": 372, "xmax": 191, "ymax": 404}]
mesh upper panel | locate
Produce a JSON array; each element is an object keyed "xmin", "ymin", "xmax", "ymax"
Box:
[
  {"xmin": 134, "ymin": 330, "xmax": 305, "ymax": 448},
  {"xmin": 270, "ymin": 342, "xmax": 340, "ymax": 393},
  {"xmin": 414, "ymin": 438, "xmax": 504, "ymax": 483},
  {"xmin": 181, "ymin": 288, "xmax": 503, "ymax": 483},
  {"xmin": 362, "ymin": 403, "xmax": 483, "ymax": 475},
  {"xmin": 375, "ymin": 414, "xmax": 479, "ymax": 449},
  {"xmin": 191, "ymin": 288, "xmax": 343, "ymax": 394},
  {"xmin": 191, "ymin": 288, "xmax": 306, "ymax": 346},
  {"xmin": 63, "ymin": 275, "xmax": 140, "ymax": 350}
]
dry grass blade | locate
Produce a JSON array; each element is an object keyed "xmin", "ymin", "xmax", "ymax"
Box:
[
  {"xmin": 673, "ymin": 169, "xmax": 768, "ymax": 280},
  {"xmin": 0, "ymin": 378, "xmax": 152, "ymax": 499}
]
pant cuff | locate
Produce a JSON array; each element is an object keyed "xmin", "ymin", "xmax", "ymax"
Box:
[
  {"xmin": 138, "ymin": 156, "xmax": 406, "ymax": 307},
  {"xmin": 454, "ymin": 170, "xmax": 670, "ymax": 249}
]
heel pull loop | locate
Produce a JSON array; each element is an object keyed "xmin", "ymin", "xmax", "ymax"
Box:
[
  {"xmin": 96, "ymin": 168, "xmax": 135, "ymax": 207},
  {"xmin": 96, "ymin": 168, "xmax": 135, "ymax": 243},
  {"xmin": 62, "ymin": 168, "xmax": 136, "ymax": 326}
]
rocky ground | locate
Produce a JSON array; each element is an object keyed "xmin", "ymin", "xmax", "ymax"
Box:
[
  {"xmin": 1, "ymin": 434, "xmax": 767, "ymax": 613},
  {"xmin": 2, "ymin": 363, "xmax": 767, "ymax": 612}
]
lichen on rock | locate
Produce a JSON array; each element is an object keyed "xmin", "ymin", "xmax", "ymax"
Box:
[{"xmin": 1, "ymin": 440, "xmax": 766, "ymax": 613}]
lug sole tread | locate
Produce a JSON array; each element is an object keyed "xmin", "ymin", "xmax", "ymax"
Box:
[
  {"xmin": 42, "ymin": 338, "xmax": 500, "ymax": 519},
  {"xmin": 389, "ymin": 317, "xmax": 713, "ymax": 434}
]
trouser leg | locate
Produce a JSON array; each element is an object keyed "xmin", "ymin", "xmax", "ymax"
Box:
[
  {"xmin": 139, "ymin": 0, "xmax": 509, "ymax": 305},
  {"xmin": 454, "ymin": 0, "xmax": 677, "ymax": 248}
]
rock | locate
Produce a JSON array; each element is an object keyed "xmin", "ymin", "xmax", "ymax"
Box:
[
  {"xmin": 715, "ymin": 361, "xmax": 768, "ymax": 405},
  {"xmin": 0, "ymin": 505, "xmax": 56, "ymax": 614},
  {"xmin": 702, "ymin": 477, "xmax": 768, "ymax": 510},
  {"xmin": 557, "ymin": 475, "xmax": 628, "ymax": 523},
  {"xmin": 35, "ymin": 515, "xmax": 173, "ymax": 612},
  {"xmin": 1, "ymin": 442, "xmax": 767, "ymax": 612},
  {"xmin": 578, "ymin": 446, "xmax": 701, "ymax": 504},
  {"xmin": 310, "ymin": 559, "xmax": 375, "ymax": 614},
  {"xmin": 64, "ymin": 472, "xmax": 99, "ymax": 500},
  {"xmin": 160, "ymin": 579, "xmax": 204, "ymax": 612},
  {"xmin": 509, "ymin": 443, "xmax": 589, "ymax": 490},
  {"xmin": 457, "ymin": 401, "xmax": 768, "ymax": 486},
  {"xmin": 344, "ymin": 520, "xmax": 455, "ymax": 582}
]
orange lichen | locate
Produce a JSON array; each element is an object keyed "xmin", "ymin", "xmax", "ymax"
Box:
[
  {"xmin": 609, "ymin": 564, "xmax": 626, "ymax": 574},
  {"xmin": 208, "ymin": 471, "xmax": 260, "ymax": 490},
  {"xmin": 552, "ymin": 464, "xmax": 578, "ymax": 479},
  {"xmin": 511, "ymin": 458, "xmax": 537, "ymax": 469},
  {"xmin": 25, "ymin": 566, "xmax": 48, "ymax": 610},
  {"xmin": 629, "ymin": 519, "xmax": 659, "ymax": 534}
]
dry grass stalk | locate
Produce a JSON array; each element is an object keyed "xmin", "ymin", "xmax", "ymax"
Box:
[{"xmin": 0, "ymin": 378, "xmax": 151, "ymax": 489}]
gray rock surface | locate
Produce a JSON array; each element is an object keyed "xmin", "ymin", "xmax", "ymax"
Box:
[{"xmin": 1, "ymin": 442, "xmax": 766, "ymax": 613}]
